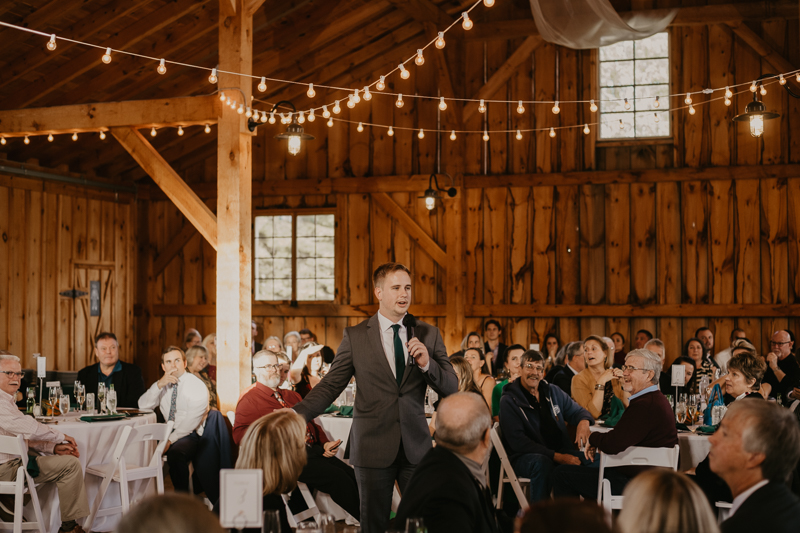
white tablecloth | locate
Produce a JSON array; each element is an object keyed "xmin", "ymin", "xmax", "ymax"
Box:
[
  {"xmin": 590, "ymin": 425, "xmax": 711, "ymax": 471},
  {"xmin": 26, "ymin": 411, "xmax": 157, "ymax": 532}
]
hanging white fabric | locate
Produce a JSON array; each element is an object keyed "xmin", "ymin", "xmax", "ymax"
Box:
[{"xmin": 529, "ymin": 0, "xmax": 677, "ymax": 49}]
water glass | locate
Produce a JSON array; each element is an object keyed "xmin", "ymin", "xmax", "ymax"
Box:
[
  {"xmin": 107, "ymin": 389, "xmax": 118, "ymax": 415},
  {"xmin": 75, "ymin": 384, "xmax": 86, "ymax": 411},
  {"xmin": 97, "ymin": 384, "xmax": 107, "ymax": 414},
  {"xmin": 48, "ymin": 387, "xmax": 58, "ymax": 416},
  {"xmin": 262, "ymin": 510, "xmax": 281, "ymax": 533},
  {"xmin": 59, "ymin": 394, "xmax": 70, "ymax": 415},
  {"xmin": 406, "ymin": 518, "xmax": 425, "ymax": 533},
  {"xmin": 318, "ymin": 513, "xmax": 335, "ymax": 533},
  {"xmin": 86, "ymin": 393, "xmax": 95, "ymax": 413}
]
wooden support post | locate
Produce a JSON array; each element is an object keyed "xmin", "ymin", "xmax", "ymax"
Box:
[
  {"xmin": 443, "ymin": 190, "xmax": 464, "ymax": 353},
  {"xmin": 216, "ymin": 0, "xmax": 254, "ymax": 411}
]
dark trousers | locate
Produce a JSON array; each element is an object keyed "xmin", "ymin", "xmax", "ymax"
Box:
[
  {"xmin": 354, "ymin": 441, "xmax": 416, "ymax": 533},
  {"xmin": 165, "ymin": 432, "xmax": 200, "ymax": 494},
  {"xmin": 512, "ymin": 449, "xmax": 590, "ymax": 502},
  {"xmin": 300, "ymin": 445, "xmax": 360, "ymax": 519},
  {"xmin": 551, "ymin": 463, "xmax": 630, "ymax": 499}
]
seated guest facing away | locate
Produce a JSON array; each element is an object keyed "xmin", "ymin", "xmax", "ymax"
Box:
[
  {"xmin": 430, "ymin": 356, "xmax": 487, "ymax": 435},
  {"xmin": 516, "ymin": 500, "xmax": 613, "ymax": 533},
  {"xmin": 236, "ymin": 410, "xmax": 307, "ymax": 533},
  {"xmin": 709, "ymin": 399, "xmax": 800, "ymax": 533},
  {"xmin": 499, "ymin": 350, "xmax": 594, "ymax": 502},
  {"xmin": 549, "ymin": 341, "xmax": 586, "ymax": 398},
  {"xmin": 491, "ymin": 344, "xmax": 525, "ymax": 418},
  {"xmin": 77, "ymin": 332, "xmax": 145, "ymax": 408},
  {"xmin": 138, "ymin": 346, "xmax": 209, "ymax": 495},
  {"xmin": 552, "ymin": 349, "xmax": 678, "ymax": 499},
  {"xmin": 0, "ymin": 354, "xmax": 89, "ymax": 533},
  {"xmin": 396, "ymin": 392, "xmax": 499, "ymax": 533},
  {"xmin": 617, "ymin": 469, "xmax": 719, "ymax": 533},
  {"xmin": 233, "ymin": 351, "xmax": 360, "ymax": 519},
  {"xmin": 762, "ymin": 330, "xmax": 800, "ymax": 404},
  {"xmin": 571, "ymin": 335, "xmax": 628, "ymax": 419},
  {"xmin": 116, "ymin": 494, "xmax": 225, "ymax": 533}
]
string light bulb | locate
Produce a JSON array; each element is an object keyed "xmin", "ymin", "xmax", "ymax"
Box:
[
  {"xmin": 307, "ymin": 83, "xmax": 315, "ymax": 98},
  {"xmin": 376, "ymin": 76, "xmax": 386, "ymax": 91},
  {"xmin": 298, "ymin": 111, "xmax": 305, "ymax": 124},
  {"xmin": 461, "ymin": 12, "xmax": 473, "ymax": 30},
  {"xmin": 24, "ymin": 136, "xmax": 30, "ymax": 144},
  {"xmin": 549, "ymin": 127, "xmax": 555, "ymax": 138},
  {"xmin": 333, "ymin": 101, "xmax": 341, "ymax": 114},
  {"xmin": 363, "ymin": 86, "xmax": 372, "ymax": 101},
  {"xmin": 347, "ymin": 96, "xmax": 356, "ymax": 109},
  {"xmin": 308, "ymin": 109, "xmax": 315, "ymax": 122},
  {"xmin": 654, "ymin": 96, "xmax": 660, "ymax": 108},
  {"xmin": 517, "ymin": 101, "xmax": 524, "ymax": 114},
  {"xmin": 796, "ymin": 73, "xmax": 800, "ymax": 83},
  {"xmin": 72, "ymin": 132, "xmax": 78, "ymax": 141},
  {"xmin": 583, "ymin": 124, "xmax": 590, "ymax": 134},
  {"xmin": 46, "ymin": 34, "xmax": 56, "ymax": 51},
  {"xmin": 388, "ymin": 126, "xmax": 394, "ymax": 136},
  {"xmin": 258, "ymin": 77, "xmax": 267, "ymax": 92},
  {"xmin": 353, "ymin": 89, "xmax": 361, "ymax": 104},
  {"xmin": 725, "ymin": 87, "xmax": 733, "ymax": 99},
  {"xmin": 226, "ymin": 96, "xmax": 232, "ymax": 106},
  {"xmin": 99, "ymin": 130, "xmax": 106, "ymax": 140},
  {"xmin": 157, "ymin": 58, "xmax": 166, "ymax": 75},
  {"xmin": 552, "ymin": 101, "xmax": 560, "ymax": 114},
  {"xmin": 478, "ymin": 99, "xmax": 486, "ymax": 113},
  {"xmin": 208, "ymin": 68, "xmax": 217, "ymax": 84},
  {"xmin": 396, "ymin": 94, "xmax": 404, "ymax": 108},
  {"xmin": 619, "ymin": 119, "xmax": 624, "ymax": 130},
  {"xmin": 0, "ymin": 137, "xmax": 5, "ymax": 145},
  {"xmin": 150, "ymin": 127, "xmax": 157, "ymax": 137},
  {"xmin": 760, "ymin": 85, "xmax": 767, "ymax": 96},
  {"xmin": 590, "ymin": 100, "xmax": 598, "ymax": 113},
  {"xmin": 654, "ymin": 113, "xmax": 660, "ymax": 123},
  {"xmin": 439, "ymin": 97, "xmax": 447, "ymax": 111},
  {"xmin": 102, "ymin": 47, "xmax": 112, "ymax": 64},
  {"xmin": 399, "ymin": 64, "xmax": 410, "ymax": 80},
  {"xmin": 269, "ymin": 112, "xmax": 276, "ymax": 124},
  {"xmin": 750, "ymin": 81, "xmax": 757, "ymax": 92},
  {"xmin": 219, "ymin": 92, "xmax": 225, "ymax": 101},
  {"xmin": 261, "ymin": 111, "xmax": 268, "ymax": 123},
  {"xmin": 327, "ymin": 117, "xmax": 334, "ymax": 127},
  {"xmin": 415, "ymin": 49, "xmax": 425, "ymax": 66},
  {"xmin": 237, "ymin": 104, "xmax": 244, "ymax": 115},
  {"xmin": 357, "ymin": 122, "xmax": 364, "ymax": 132},
  {"xmin": 516, "ymin": 129, "xmax": 522, "ymax": 140},
  {"xmin": 484, "ymin": 0, "xmax": 495, "ymax": 6},
  {"xmin": 483, "ymin": 130, "xmax": 489, "ymax": 142},
  {"xmin": 450, "ymin": 130, "xmax": 457, "ymax": 141},
  {"xmin": 688, "ymin": 104, "xmax": 696, "ymax": 115},
  {"xmin": 204, "ymin": 124, "xmax": 211, "ymax": 133},
  {"xmin": 47, "ymin": 133, "xmax": 53, "ymax": 142},
  {"xmin": 779, "ymin": 74, "xmax": 786, "ymax": 85},
  {"xmin": 418, "ymin": 129, "xmax": 424, "ymax": 139},
  {"xmin": 177, "ymin": 126, "xmax": 184, "ymax": 136},
  {"xmin": 245, "ymin": 107, "xmax": 253, "ymax": 118},
  {"xmin": 724, "ymin": 96, "xmax": 732, "ymax": 106},
  {"xmin": 623, "ymin": 98, "xmax": 630, "ymax": 110},
  {"xmin": 684, "ymin": 93, "xmax": 692, "ymax": 105},
  {"xmin": 322, "ymin": 106, "xmax": 330, "ymax": 118},
  {"xmin": 435, "ymin": 32, "xmax": 445, "ymax": 49}
]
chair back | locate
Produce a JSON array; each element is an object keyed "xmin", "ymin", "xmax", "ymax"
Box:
[
  {"xmin": 0, "ymin": 435, "xmax": 27, "ymax": 468},
  {"xmin": 597, "ymin": 444, "xmax": 680, "ymax": 507},
  {"xmin": 125, "ymin": 421, "xmax": 174, "ymax": 468},
  {"xmin": 490, "ymin": 422, "xmax": 530, "ymax": 511}
]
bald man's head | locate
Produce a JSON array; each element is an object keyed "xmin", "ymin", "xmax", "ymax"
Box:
[{"xmin": 434, "ymin": 392, "xmax": 491, "ymax": 455}]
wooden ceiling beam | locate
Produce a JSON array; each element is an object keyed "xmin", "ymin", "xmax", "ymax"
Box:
[
  {"xmin": 386, "ymin": 0, "xmax": 451, "ymax": 27},
  {"xmin": 371, "ymin": 192, "xmax": 448, "ymax": 267},
  {"xmin": 725, "ymin": 21, "xmax": 797, "ymax": 74},
  {"xmin": 153, "ymin": 224, "xmax": 199, "ymax": 276},
  {"xmin": 462, "ymin": 36, "xmax": 544, "ymax": 123},
  {"xmin": 245, "ymin": 0, "xmax": 268, "ymax": 17},
  {"xmin": 0, "ymin": 95, "xmax": 220, "ymax": 137},
  {"xmin": 111, "ymin": 126, "xmax": 217, "ymax": 249},
  {"xmin": 463, "ymin": 1, "xmax": 799, "ymax": 41},
  {"xmin": 0, "ymin": 0, "xmax": 211, "ymax": 110}
]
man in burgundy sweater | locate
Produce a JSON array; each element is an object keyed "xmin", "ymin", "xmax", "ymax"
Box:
[
  {"xmin": 233, "ymin": 350, "xmax": 360, "ymax": 519},
  {"xmin": 552, "ymin": 348, "xmax": 678, "ymax": 498}
]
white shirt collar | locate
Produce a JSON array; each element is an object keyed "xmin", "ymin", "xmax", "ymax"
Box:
[
  {"xmin": 730, "ymin": 479, "xmax": 768, "ymax": 517},
  {"xmin": 566, "ymin": 363, "xmax": 580, "ymax": 375},
  {"xmin": 377, "ymin": 311, "xmax": 406, "ymax": 332}
]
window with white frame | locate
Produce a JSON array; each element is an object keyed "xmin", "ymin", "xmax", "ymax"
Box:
[
  {"xmin": 254, "ymin": 212, "xmax": 335, "ymax": 301},
  {"xmin": 599, "ymin": 32, "xmax": 670, "ymax": 139}
]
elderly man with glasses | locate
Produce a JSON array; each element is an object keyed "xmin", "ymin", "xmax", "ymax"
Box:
[
  {"xmin": 552, "ymin": 348, "xmax": 678, "ymax": 499},
  {"xmin": 498, "ymin": 349, "xmax": 594, "ymax": 502},
  {"xmin": 232, "ymin": 350, "xmax": 360, "ymax": 520},
  {"xmin": 762, "ymin": 330, "xmax": 799, "ymax": 405}
]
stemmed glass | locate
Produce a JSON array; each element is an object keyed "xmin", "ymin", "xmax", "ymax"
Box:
[
  {"xmin": 262, "ymin": 510, "xmax": 281, "ymax": 533},
  {"xmin": 75, "ymin": 384, "xmax": 85, "ymax": 411},
  {"xmin": 97, "ymin": 383, "xmax": 107, "ymax": 414},
  {"xmin": 48, "ymin": 386, "xmax": 58, "ymax": 416},
  {"xmin": 59, "ymin": 394, "xmax": 70, "ymax": 416},
  {"xmin": 107, "ymin": 389, "xmax": 118, "ymax": 415}
]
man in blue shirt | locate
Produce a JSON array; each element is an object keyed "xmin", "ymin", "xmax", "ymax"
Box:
[{"xmin": 77, "ymin": 332, "xmax": 145, "ymax": 408}]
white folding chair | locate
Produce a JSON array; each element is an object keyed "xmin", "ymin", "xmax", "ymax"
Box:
[
  {"xmin": 0, "ymin": 435, "xmax": 46, "ymax": 533},
  {"xmin": 84, "ymin": 421, "xmax": 173, "ymax": 531},
  {"xmin": 281, "ymin": 481, "xmax": 320, "ymax": 528},
  {"xmin": 490, "ymin": 422, "xmax": 530, "ymax": 511},
  {"xmin": 596, "ymin": 445, "xmax": 680, "ymax": 511}
]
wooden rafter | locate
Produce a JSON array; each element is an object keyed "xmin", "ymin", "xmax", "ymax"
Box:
[
  {"xmin": 387, "ymin": 0, "xmax": 451, "ymax": 27},
  {"xmin": 153, "ymin": 224, "xmax": 198, "ymax": 277},
  {"xmin": 111, "ymin": 126, "xmax": 218, "ymax": 250},
  {"xmin": 725, "ymin": 21, "xmax": 797, "ymax": 74},
  {"xmin": 0, "ymin": 96, "xmax": 220, "ymax": 137},
  {"xmin": 371, "ymin": 192, "xmax": 448, "ymax": 266},
  {"xmin": 462, "ymin": 36, "xmax": 544, "ymax": 123}
]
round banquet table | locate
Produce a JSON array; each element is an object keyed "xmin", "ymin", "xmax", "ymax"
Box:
[
  {"xmin": 26, "ymin": 411, "xmax": 158, "ymax": 532},
  {"xmin": 589, "ymin": 424, "xmax": 711, "ymax": 471}
]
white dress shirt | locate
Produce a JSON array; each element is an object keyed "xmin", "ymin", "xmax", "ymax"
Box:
[
  {"xmin": 729, "ymin": 479, "xmax": 769, "ymax": 517},
  {"xmin": 376, "ymin": 311, "xmax": 429, "ymax": 377},
  {"xmin": 715, "ymin": 347, "xmax": 732, "ymax": 374},
  {"xmin": 138, "ymin": 372, "xmax": 209, "ymax": 443},
  {"xmin": 0, "ymin": 389, "xmax": 65, "ymax": 464}
]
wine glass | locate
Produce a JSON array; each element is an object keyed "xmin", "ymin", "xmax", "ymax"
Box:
[
  {"xmin": 97, "ymin": 383, "xmax": 107, "ymax": 414},
  {"xmin": 107, "ymin": 389, "xmax": 117, "ymax": 415},
  {"xmin": 86, "ymin": 393, "xmax": 95, "ymax": 413},
  {"xmin": 675, "ymin": 400, "xmax": 687, "ymax": 424},
  {"xmin": 59, "ymin": 394, "xmax": 70, "ymax": 416},
  {"xmin": 262, "ymin": 510, "xmax": 281, "ymax": 533},
  {"xmin": 75, "ymin": 384, "xmax": 85, "ymax": 411},
  {"xmin": 48, "ymin": 386, "xmax": 58, "ymax": 416}
]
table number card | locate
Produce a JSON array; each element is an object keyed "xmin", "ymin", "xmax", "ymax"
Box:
[
  {"xmin": 530, "ymin": 344, "xmax": 540, "ymax": 352},
  {"xmin": 36, "ymin": 355, "xmax": 46, "ymax": 378},
  {"xmin": 220, "ymin": 469, "xmax": 263, "ymax": 529},
  {"xmin": 671, "ymin": 365, "xmax": 685, "ymax": 387},
  {"xmin": 46, "ymin": 381, "xmax": 61, "ymax": 388}
]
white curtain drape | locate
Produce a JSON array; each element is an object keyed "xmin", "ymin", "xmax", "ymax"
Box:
[{"xmin": 529, "ymin": 0, "xmax": 677, "ymax": 49}]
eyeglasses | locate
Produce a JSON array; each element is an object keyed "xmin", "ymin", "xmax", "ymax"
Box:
[
  {"xmin": 770, "ymin": 341, "xmax": 791, "ymax": 346},
  {"xmin": 621, "ymin": 365, "xmax": 648, "ymax": 373},
  {"xmin": 522, "ymin": 364, "xmax": 544, "ymax": 372},
  {"xmin": 0, "ymin": 371, "xmax": 24, "ymax": 378},
  {"xmin": 254, "ymin": 364, "xmax": 280, "ymax": 371}
]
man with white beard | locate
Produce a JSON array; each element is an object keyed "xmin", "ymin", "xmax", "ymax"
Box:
[{"xmin": 232, "ymin": 350, "xmax": 360, "ymax": 519}]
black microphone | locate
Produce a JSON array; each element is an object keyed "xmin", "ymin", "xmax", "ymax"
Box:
[{"xmin": 403, "ymin": 314, "xmax": 417, "ymax": 365}]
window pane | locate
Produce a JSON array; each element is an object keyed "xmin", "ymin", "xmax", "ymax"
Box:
[
  {"xmin": 316, "ymin": 215, "xmax": 335, "ymax": 236},
  {"xmin": 297, "ymin": 279, "xmax": 316, "ymax": 301},
  {"xmin": 273, "ymin": 238, "xmax": 292, "ymax": 258},
  {"xmin": 635, "ymin": 32, "xmax": 668, "ymax": 59},
  {"xmin": 297, "ymin": 257, "xmax": 316, "ymax": 279},
  {"xmin": 255, "ymin": 258, "xmax": 273, "ymax": 277},
  {"xmin": 316, "ymin": 237, "xmax": 335, "ymax": 258},
  {"xmin": 600, "ymin": 86, "xmax": 634, "ymax": 113},
  {"xmin": 273, "ymin": 258, "xmax": 292, "ymax": 279},
  {"xmin": 255, "ymin": 217, "xmax": 273, "ymax": 239},
  {"xmin": 297, "ymin": 237, "xmax": 316, "ymax": 259},
  {"xmin": 600, "ymin": 60, "xmax": 633, "ymax": 87},
  {"xmin": 296, "ymin": 215, "xmax": 316, "ymax": 237},
  {"xmin": 635, "ymin": 111, "xmax": 670, "ymax": 137},
  {"xmin": 317, "ymin": 257, "xmax": 334, "ymax": 279},
  {"xmin": 601, "ymin": 113, "xmax": 635, "ymax": 139},
  {"xmin": 599, "ymin": 40, "xmax": 633, "ymax": 61},
  {"xmin": 274, "ymin": 279, "xmax": 292, "ymax": 300},
  {"xmin": 316, "ymin": 280, "xmax": 335, "ymax": 300},
  {"xmin": 634, "ymin": 84, "xmax": 670, "ymax": 111},
  {"xmin": 635, "ymin": 58, "xmax": 669, "ymax": 85},
  {"xmin": 274, "ymin": 215, "xmax": 292, "ymax": 237},
  {"xmin": 255, "ymin": 279, "xmax": 272, "ymax": 301}
]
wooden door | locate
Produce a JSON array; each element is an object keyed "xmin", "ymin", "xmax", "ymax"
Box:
[{"xmin": 72, "ymin": 261, "xmax": 115, "ymax": 370}]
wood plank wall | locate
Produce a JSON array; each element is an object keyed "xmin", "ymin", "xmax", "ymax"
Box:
[
  {"xmin": 137, "ymin": 16, "xmax": 800, "ymax": 372},
  {"xmin": 0, "ymin": 172, "xmax": 135, "ymax": 372}
]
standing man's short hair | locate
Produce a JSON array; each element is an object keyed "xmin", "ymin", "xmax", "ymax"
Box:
[
  {"xmin": 372, "ymin": 262, "xmax": 411, "ymax": 288},
  {"xmin": 637, "ymin": 329, "xmax": 654, "ymax": 340}
]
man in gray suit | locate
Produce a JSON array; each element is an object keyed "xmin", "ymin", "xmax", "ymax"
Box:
[{"xmin": 294, "ymin": 262, "xmax": 458, "ymax": 533}]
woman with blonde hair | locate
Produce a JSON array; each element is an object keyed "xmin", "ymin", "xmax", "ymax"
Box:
[
  {"xmin": 264, "ymin": 335, "xmax": 284, "ymax": 353},
  {"xmin": 617, "ymin": 469, "xmax": 719, "ymax": 533},
  {"xmin": 185, "ymin": 345, "xmax": 218, "ymax": 410},
  {"xmin": 430, "ymin": 355, "xmax": 489, "ymax": 435},
  {"xmin": 571, "ymin": 334, "xmax": 627, "ymax": 418},
  {"xmin": 236, "ymin": 410, "xmax": 308, "ymax": 533},
  {"xmin": 202, "ymin": 333, "xmax": 216, "ymax": 381}
]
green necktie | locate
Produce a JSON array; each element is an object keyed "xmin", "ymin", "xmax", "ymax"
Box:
[{"xmin": 391, "ymin": 324, "xmax": 405, "ymax": 387}]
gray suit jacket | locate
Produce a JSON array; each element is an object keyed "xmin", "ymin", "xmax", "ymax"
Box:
[{"xmin": 294, "ymin": 313, "xmax": 458, "ymax": 468}]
